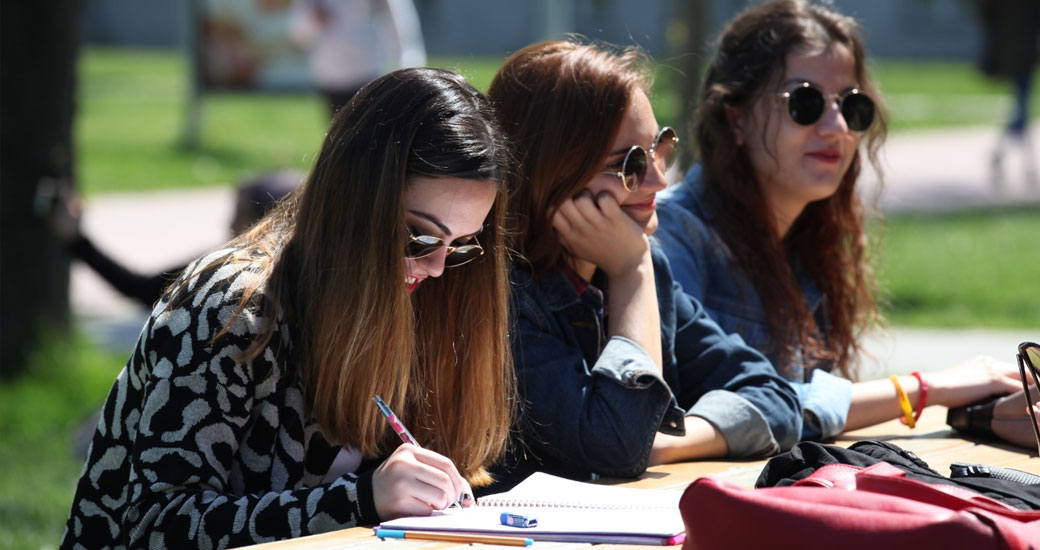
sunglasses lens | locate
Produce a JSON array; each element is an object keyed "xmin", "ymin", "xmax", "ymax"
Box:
[
  {"xmin": 1026, "ymin": 346, "xmax": 1040, "ymax": 372},
  {"xmin": 444, "ymin": 246, "xmax": 482, "ymax": 267},
  {"xmin": 786, "ymin": 85, "xmax": 825, "ymax": 126},
  {"xmin": 622, "ymin": 147, "xmax": 648, "ymax": 191},
  {"xmin": 654, "ymin": 128, "xmax": 678, "ymax": 170},
  {"xmin": 405, "ymin": 234, "xmax": 442, "ymax": 259},
  {"xmin": 841, "ymin": 91, "xmax": 875, "ymax": 132}
]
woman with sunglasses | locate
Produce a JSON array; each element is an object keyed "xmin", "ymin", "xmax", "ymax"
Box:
[
  {"xmin": 655, "ymin": 0, "xmax": 1023, "ymax": 442},
  {"xmin": 483, "ymin": 39, "xmax": 801, "ymax": 489},
  {"xmin": 62, "ymin": 67, "xmax": 514, "ymax": 548}
]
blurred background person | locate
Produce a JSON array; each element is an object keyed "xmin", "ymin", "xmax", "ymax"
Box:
[
  {"xmin": 290, "ymin": 0, "xmax": 427, "ymax": 116},
  {"xmin": 41, "ymin": 168, "xmax": 303, "ymax": 309},
  {"xmin": 974, "ymin": 0, "xmax": 1040, "ymax": 190}
]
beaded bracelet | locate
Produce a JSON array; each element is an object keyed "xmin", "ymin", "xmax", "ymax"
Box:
[{"xmin": 889, "ymin": 375, "xmax": 916, "ymax": 428}]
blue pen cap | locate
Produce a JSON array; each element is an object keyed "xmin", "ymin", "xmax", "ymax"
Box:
[{"xmin": 500, "ymin": 512, "xmax": 538, "ymax": 528}]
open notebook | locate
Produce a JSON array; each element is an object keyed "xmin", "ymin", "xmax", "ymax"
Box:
[{"xmin": 377, "ymin": 472, "xmax": 687, "ymax": 545}]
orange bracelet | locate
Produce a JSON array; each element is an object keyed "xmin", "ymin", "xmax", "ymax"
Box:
[{"xmin": 890, "ymin": 375, "xmax": 916, "ymax": 428}]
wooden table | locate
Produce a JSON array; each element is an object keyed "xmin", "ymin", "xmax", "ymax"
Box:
[{"xmin": 240, "ymin": 407, "xmax": 1040, "ymax": 549}]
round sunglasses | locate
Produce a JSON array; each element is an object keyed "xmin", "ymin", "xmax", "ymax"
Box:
[
  {"xmin": 777, "ymin": 82, "xmax": 876, "ymax": 132},
  {"xmin": 1016, "ymin": 341, "xmax": 1040, "ymax": 456},
  {"xmin": 404, "ymin": 227, "xmax": 484, "ymax": 267},
  {"xmin": 602, "ymin": 127, "xmax": 679, "ymax": 192}
]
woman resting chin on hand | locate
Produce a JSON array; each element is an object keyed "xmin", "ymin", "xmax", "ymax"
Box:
[{"xmin": 482, "ymin": 39, "xmax": 803, "ymax": 492}]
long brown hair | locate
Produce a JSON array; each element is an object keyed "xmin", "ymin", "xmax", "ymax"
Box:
[
  {"xmin": 488, "ymin": 39, "xmax": 651, "ymax": 276},
  {"xmin": 175, "ymin": 68, "xmax": 514, "ymax": 484},
  {"xmin": 695, "ymin": 0, "xmax": 887, "ymax": 378}
]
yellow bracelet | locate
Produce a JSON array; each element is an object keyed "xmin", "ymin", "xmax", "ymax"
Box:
[{"xmin": 889, "ymin": 375, "xmax": 916, "ymax": 428}]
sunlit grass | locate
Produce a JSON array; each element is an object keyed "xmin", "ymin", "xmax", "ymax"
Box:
[
  {"xmin": 874, "ymin": 208, "xmax": 1040, "ymax": 327},
  {"xmin": 0, "ymin": 335, "xmax": 125, "ymax": 549},
  {"xmin": 79, "ymin": 49, "xmax": 1037, "ymax": 194}
]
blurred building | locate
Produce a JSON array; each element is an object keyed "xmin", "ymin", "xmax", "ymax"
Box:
[{"xmin": 85, "ymin": 0, "xmax": 984, "ymax": 60}]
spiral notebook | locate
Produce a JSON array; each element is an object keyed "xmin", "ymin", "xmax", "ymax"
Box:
[{"xmin": 377, "ymin": 472, "xmax": 686, "ymax": 545}]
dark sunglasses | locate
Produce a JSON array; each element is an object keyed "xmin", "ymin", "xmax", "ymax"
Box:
[
  {"xmin": 1017, "ymin": 341, "xmax": 1040, "ymax": 456},
  {"xmin": 778, "ymin": 82, "xmax": 876, "ymax": 132},
  {"xmin": 404, "ymin": 227, "xmax": 484, "ymax": 267},
  {"xmin": 602, "ymin": 127, "xmax": 679, "ymax": 192}
]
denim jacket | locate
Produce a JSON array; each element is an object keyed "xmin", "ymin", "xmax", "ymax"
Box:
[
  {"xmin": 492, "ymin": 244, "xmax": 802, "ymax": 489},
  {"xmin": 655, "ymin": 166, "xmax": 853, "ymax": 441}
]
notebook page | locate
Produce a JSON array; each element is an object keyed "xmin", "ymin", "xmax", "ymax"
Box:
[
  {"xmin": 377, "ymin": 473, "xmax": 686, "ymax": 544},
  {"xmin": 478, "ymin": 472, "xmax": 682, "ymax": 510}
]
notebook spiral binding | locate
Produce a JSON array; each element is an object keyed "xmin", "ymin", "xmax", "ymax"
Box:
[{"xmin": 476, "ymin": 497, "xmax": 675, "ymax": 510}]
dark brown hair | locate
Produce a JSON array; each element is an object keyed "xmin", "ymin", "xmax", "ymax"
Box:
[
  {"xmin": 177, "ymin": 67, "xmax": 514, "ymax": 484},
  {"xmin": 695, "ymin": 0, "xmax": 887, "ymax": 378},
  {"xmin": 488, "ymin": 39, "xmax": 650, "ymax": 276}
]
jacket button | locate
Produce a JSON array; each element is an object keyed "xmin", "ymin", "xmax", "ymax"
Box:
[{"xmin": 669, "ymin": 421, "xmax": 678, "ymax": 428}]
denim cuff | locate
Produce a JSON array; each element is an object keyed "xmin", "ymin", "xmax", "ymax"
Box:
[
  {"xmin": 592, "ymin": 336, "xmax": 668, "ymax": 389},
  {"xmin": 799, "ymin": 369, "xmax": 852, "ymax": 441},
  {"xmin": 688, "ymin": 390, "xmax": 779, "ymax": 457},
  {"xmin": 592, "ymin": 336, "xmax": 686, "ymax": 436}
]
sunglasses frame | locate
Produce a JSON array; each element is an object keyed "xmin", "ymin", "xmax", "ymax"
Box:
[
  {"xmin": 1017, "ymin": 341, "xmax": 1040, "ymax": 456},
  {"xmin": 777, "ymin": 81, "xmax": 876, "ymax": 133},
  {"xmin": 602, "ymin": 127, "xmax": 679, "ymax": 192},
  {"xmin": 405, "ymin": 228, "xmax": 484, "ymax": 267}
]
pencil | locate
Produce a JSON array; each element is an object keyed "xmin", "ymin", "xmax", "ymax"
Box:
[{"xmin": 375, "ymin": 528, "xmax": 534, "ymax": 546}]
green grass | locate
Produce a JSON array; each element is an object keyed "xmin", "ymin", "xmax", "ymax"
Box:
[
  {"xmin": 0, "ymin": 335, "xmax": 125, "ymax": 550},
  {"xmin": 78, "ymin": 49, "xmax": 328, "ymax": 195},
  {"xmin": 77, "ymin": 48, "xmax": 1039, "ymax": 194},
  {"xmin": 875, "ymin": 208, "xmax": 1040, "ymax": 327},
  {"xmin": 871, "ymin": 60, "xmax": 1040, "ymax": 131}
]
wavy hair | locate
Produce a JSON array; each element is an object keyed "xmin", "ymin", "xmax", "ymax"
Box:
[
  {"xmin": 488, "ymin": 39, "xmax": 651, "ymax": 276},
  {"xmin": 695, "ymin": 0, "xmax": 887, "ymax": 378},
  {"xmin": 175, "ymin": 68, "xmax": 515, "ymax": 484}
]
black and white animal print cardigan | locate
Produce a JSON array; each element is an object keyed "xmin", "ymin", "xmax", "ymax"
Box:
[{"xmin": 61, "ymin": 248, "xmax": 380, "ymax": 550}]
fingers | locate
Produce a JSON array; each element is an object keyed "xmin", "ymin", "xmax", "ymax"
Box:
[
  {"xmin": 412, "ymin": 446, "xmax": 470, "ymax": 508},
  {"xmin": 371, "ymin": 444, "xmax": 469, "ymax": 521}
]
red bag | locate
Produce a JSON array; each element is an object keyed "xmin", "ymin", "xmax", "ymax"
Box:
[{"xmin": 680, "ymin": 462, "xmax": 1040, "ymax": 550}]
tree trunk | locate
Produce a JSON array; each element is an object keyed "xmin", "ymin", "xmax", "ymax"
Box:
[
  {"xmin": 1, "ymin": 1, "xmax": 80, "ymax": 377},
  {"xmin": 673, "ymin": 0, "xmax": 711, "ymax": 168}
]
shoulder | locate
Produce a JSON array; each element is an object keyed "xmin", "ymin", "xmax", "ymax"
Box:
[
  {"xmin": 658, "ymin": 165, "xmax": 704, "ymax": 215},
  {"xmin": 656, "ymin": 168, "xmax": 715, "ymax": 252},
  {"xmin": 144, "ymin": 246, "xmax": 284, "ymax": 365}
]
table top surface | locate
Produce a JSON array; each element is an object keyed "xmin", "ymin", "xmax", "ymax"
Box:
[{"xmin": 239, "ymin": 407, "xmax": 1040, "ymax": 550}]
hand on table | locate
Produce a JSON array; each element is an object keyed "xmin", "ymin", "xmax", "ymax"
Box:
[
  {"xmin": 928, "ymin": 355, "xmax": 1025, "ymax": 408},
  {"xmin": 990, "ymin": 390, "xmax": 1040, "ymax": 451}
]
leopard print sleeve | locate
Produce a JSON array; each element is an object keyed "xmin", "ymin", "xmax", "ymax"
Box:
[{"xmin": 62, "ymin": 250, "xmax": 380, "ymax": 550}]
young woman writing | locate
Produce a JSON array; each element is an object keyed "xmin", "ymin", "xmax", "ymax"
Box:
[
  {"xmin": 655, "ymin": 0, "xmax": 1024, "ymax": 442},
  {"xmin": 62, "ymin": 67, "xmax": 515, "ymax": 548},
  {"xmin": 484, "ymin": 39, "xmax": 802, "ymax": 489}
]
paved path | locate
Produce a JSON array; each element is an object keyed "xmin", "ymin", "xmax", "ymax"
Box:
[
  {"xmin": 72, "ymin": 125, "xmax": 1039, "ymax": 374},
  {"xmin": 859, "ymin": 125, "xmax": 1039, "ymax": 213}
]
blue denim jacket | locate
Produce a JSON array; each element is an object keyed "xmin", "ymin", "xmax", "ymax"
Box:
[
  {"xmin": 491, "ymin": 244, "xmax": 802, "ymax": 489},
  {"xmin": 655, "ymin": 166, "xmax": 852, "ymax": 441}
]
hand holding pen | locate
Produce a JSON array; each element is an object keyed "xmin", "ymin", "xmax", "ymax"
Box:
[{"xmin": 370, "ymin": 395, "xmax": 474, "ymax": 519}]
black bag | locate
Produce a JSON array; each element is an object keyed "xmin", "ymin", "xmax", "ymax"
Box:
[{"xmin": 756, "ymin": 440, "xmax": 1040, "ymax": 510}]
